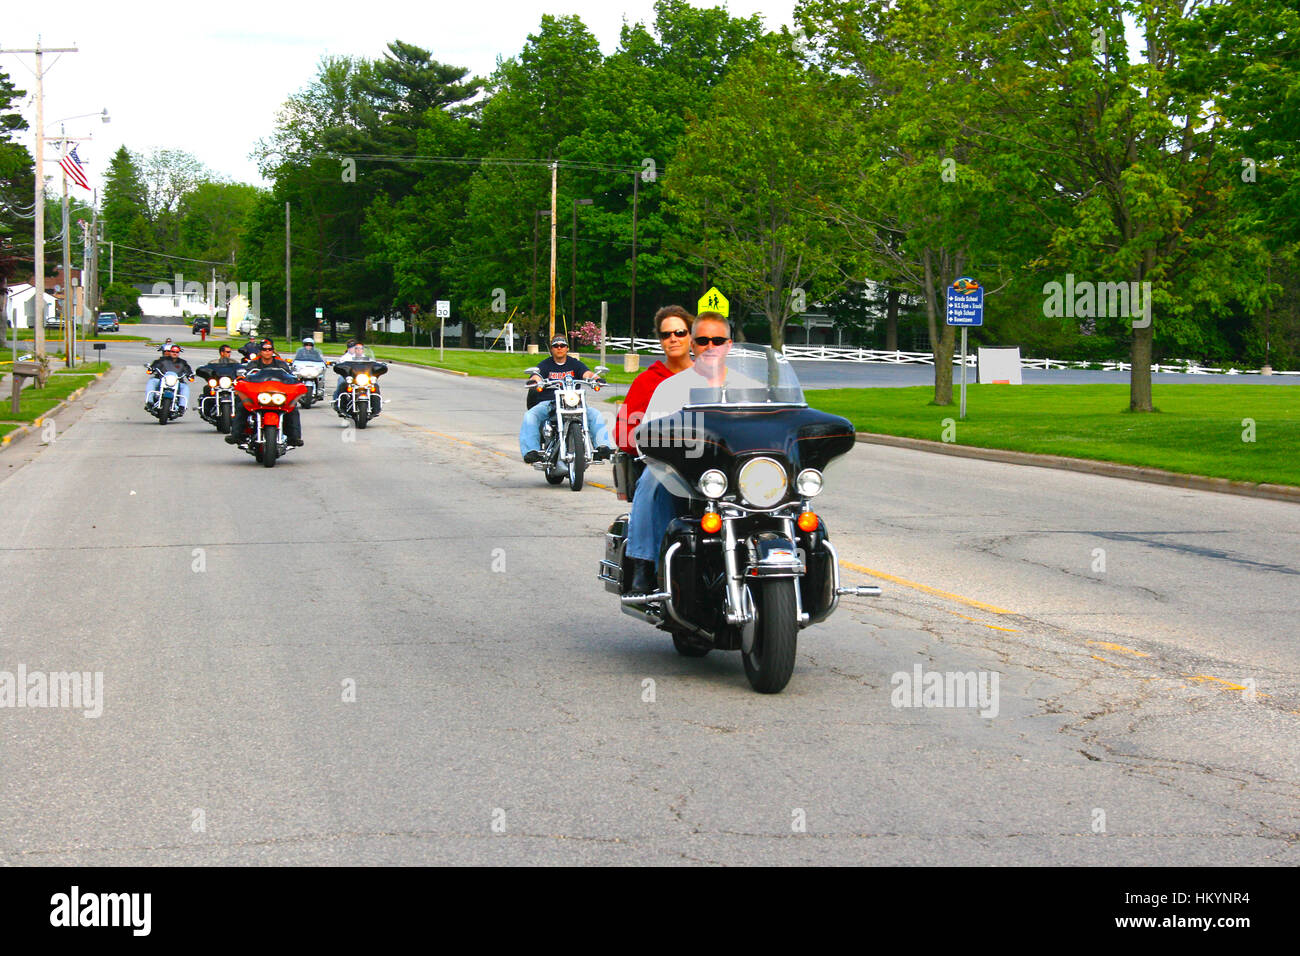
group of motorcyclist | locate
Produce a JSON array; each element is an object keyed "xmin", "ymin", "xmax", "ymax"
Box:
[
  {"xmin": 144, "ymin": 333, "xmax": 369, "ymax": 448},
  {"xmin": 517, "ymin": 306, "xmax": 735, "ymax": 595}
]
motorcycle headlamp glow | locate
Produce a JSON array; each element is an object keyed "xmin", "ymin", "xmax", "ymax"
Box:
[
  {"xmin": 697, "ymin": 469, "xmax": 728, "ymax": 499},
  {"xmin": 257, "ymin": 391, "xmax": 273, "ymax": 404},
  {"xmin": 270, "ymin": 393, "xmax": 286, "ymax": 405},
  {"xmin": 208, "ymin": 378, "xmax": 217, "ymax": 387},
  {"xmin": 795, "ymin": 468, "xmax": 824, "ymax": 498},
  {"xmin": 562, "ymin": 391, "xmax": 580, "ymax": 408},
  {"xmin": 737, "ymin": 457, "xmax": 787, "ymax": 508},
  {"xmin": 218, "ymin": 376, "xmax": 232, "ymax": 388},
  {"xmin": 355, "ymin": 373, "xmax": 371, "ymax": 387},
  {"xmin": 163, "ymin": 372, "xmax": 179, "ymax": 387}
]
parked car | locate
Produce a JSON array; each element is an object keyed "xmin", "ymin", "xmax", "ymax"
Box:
[
  {"xmin": 97, "ymin": 312, "xmax": 121, "ymax": 333},
  {"xmin": 44, "ymin": 313, "xmax": 62, "ymax": 329},
  {"xmin": 191, "ymin": 316, "xmax": 211, "ymax": 334},
  {"xmin": 237, "ymin": 316, "xmax": 259, "ymax": 335}
]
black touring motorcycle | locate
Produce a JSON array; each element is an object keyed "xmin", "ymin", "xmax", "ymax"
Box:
[
  {"xmin": 333, "ymin": 346, "xmax": 388, "ymax": 428},
  {"xmin": 599, "ymin": 345, "xmax": 879, "ymax": 693}
]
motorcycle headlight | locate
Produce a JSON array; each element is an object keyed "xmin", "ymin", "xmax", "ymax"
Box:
[
  {"xmin": 737, "ymin": 457, "xmax": 788, "ymax": 508},
  {"xmin": 697, "ymin": 469, "xmax": 728, "ymax": 499},
  {"xmin": 218, "ymin": 376, "xmax": 232, "ymax": 388},
  {"xmin": 257, "ymin": 391, "xmax": 273, "ymax": 404},
  {"xmin": 562, "ymin": 391, "xmax": 580, "ymax": 408},
  {"xmin": 207, "ymin": 378, "xmax": 217, "ymax": 387},
  {"xmin": 795, "ymin": 468, "xmax": 824, "ymax": 498},
  {"xmin": 355, "ymin": 373, "xmax": 371, "ymax": 387},
  {"xmin": 346, "ymin": 376, "xmax": 354, "ymax": 384},
  {"xmin": 271, "ymin": 393, "xmax": 286, "ymax": 405},
  {"xmin": 163, "ymin": 372, "xmax": 179, "ymax": 387}
]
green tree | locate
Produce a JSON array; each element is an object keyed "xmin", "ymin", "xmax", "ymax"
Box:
[{"xmin": 664, "ymin": 40, "xmax": 862, "ymax": 349}]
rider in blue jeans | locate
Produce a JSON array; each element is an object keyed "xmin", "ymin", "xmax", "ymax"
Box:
[{"xmin": 519, "ymin": 335, "xmax": 615, "ymax": 462}]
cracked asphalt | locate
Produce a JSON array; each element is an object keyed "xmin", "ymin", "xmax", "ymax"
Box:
[{"xmin": 0, "ymin": 340, "xmax": 1295, "ymax": 865}]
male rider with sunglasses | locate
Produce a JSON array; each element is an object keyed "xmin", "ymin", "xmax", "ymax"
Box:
[
  {"xmin": 225, "ymin": 341, "xmax": 304, "ymax": 446},
  {"xmin": 519, "ymin": 335, "xmax": 616, "ymax": 464}
]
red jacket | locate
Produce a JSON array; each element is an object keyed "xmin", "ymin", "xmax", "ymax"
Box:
[{"xmin": 615, "ymin": 360, "xmax": 675, "ymax": 453}]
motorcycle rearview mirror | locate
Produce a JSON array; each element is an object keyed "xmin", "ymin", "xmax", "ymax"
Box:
[
  {"xmin": 594, "ymin": 365, "xmax": 608, "ymax": 375},
  {"xmin": 524, "ymin": 366, "xmax": 540, "ymax": 376}
]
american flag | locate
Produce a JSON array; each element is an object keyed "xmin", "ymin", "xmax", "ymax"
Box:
[{"xmin": 59, "ymin": 146, "xmax": 91, "ymax": 191}]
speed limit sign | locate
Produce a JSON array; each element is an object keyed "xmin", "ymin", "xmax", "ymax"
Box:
[{"xmin": 436, "ymin": 300, "xmax": 450, "ymax": 319}]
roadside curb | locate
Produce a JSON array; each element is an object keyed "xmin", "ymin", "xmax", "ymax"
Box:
[
  {"xmin": 0, "ymin": 368, "xmax": 111, "ymax": 453},
  {"xmin": 855, "ymin": 432, "xmax": 1300, "ymax": 504}
]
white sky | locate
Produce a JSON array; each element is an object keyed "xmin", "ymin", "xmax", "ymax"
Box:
[{"xmin": 3, "ymin": 0, "xmax": 796, "ymax": 193}]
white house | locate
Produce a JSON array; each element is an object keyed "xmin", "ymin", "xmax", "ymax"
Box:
[
  {"xmin": 3, "ymin": 284, "xmax": 56, "ymax": 329},
  {"xmin": 134, "ymin": 282, "xmax": 215, "ymax": 319}
]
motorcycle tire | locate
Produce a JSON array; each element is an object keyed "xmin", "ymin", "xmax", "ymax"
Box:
[
  {"xmin": 566, "ymin": 421, "xmax": 585, "ymax": 491},
  {"xmin": 157, "ymin": 395, "xmax": 171, "ymax": 425},
  {"xmin": 355, "ymin": 404, "xmax": 369, "ymax": 429},
  {"xmin": 672, "ymin": 633, "xmax": 711, "ymax": 658},
  {"xmin": 742, "ymin": 579, "xmax": 798, "ymax": 694},
  {"xmin": 218, "ymin": 407, "xmax": 231, "ymax": 434},
  {"xmin": 262, "ymin": 426, "xmax": 278, "ymax": 468},
  {"xmin": 544, "ymin": 470, "xmax": 565, "ymax": 485},
  {"xmin": 300, "ymin": 394, "xmax": 314, "ymax": 409}
]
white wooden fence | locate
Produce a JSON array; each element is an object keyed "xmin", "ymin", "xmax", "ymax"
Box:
[{"xmin": 600, "ymin": 338, "xmax": 1296, "ymax": 376}]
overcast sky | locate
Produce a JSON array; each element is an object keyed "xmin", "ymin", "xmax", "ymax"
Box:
[{"xmin": 4, "ymin": 0, "xmax": 796, "ymax": 194}]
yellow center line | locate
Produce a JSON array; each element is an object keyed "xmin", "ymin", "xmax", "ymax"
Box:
[
  {"xmin": 1086, "ymin": 640, "xmax": 1151, "ymax": 658},
  {"xmin": 947, "ymin": 610, "xmax": 1020, "ymax": 632},
  {"xmin": 840, "ymin": 560, "xmax": 1015, "ymax": 615}
]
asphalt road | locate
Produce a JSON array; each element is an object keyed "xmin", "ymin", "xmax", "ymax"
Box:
[{"xmin": 0, "ymin": 343, "xmax": 1295, "ymax": 865}]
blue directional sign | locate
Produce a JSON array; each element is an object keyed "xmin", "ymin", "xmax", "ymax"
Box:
[{"xmin": 945, "ymin": 277, "xmax": 984, "ymax": 326}]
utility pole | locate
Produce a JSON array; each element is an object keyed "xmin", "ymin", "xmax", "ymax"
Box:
[
  {"xmin": 629, "ymin": 170, "xmax": 639, "ymax": 345},
  {"xmin": 61, "ymin": 141, "xmax": 73, "ymax": 366},
  {"xmin": 548, "ymin": 163, "xmax": 558, "ymax": 342},
  {"xmin": 284, "ymin": 202, "xmax": 291, "ymax": 341},
  {"xmin": 1, "ymin": 40, "xmax": 79, "ymax": 359},
  {"xmin": 571, "ymin": 198, "xmax": 592, "ymax": 333}
]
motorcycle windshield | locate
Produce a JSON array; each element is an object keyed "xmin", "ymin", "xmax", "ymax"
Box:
[
  {"xmin": 334, "ymin": 359, "xmax": 388, "ymax": 378},
  {"xmin": 635, "ymin": 345, "xmax": 855, "ymax": 501},
  {"xmin": 242, "ymin": 367, "xmax": 297, "ymax": 384}
]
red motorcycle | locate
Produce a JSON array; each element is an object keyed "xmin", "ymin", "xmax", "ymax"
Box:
[{"xmin": 231, "ymin": 367, "xmax": 307, "ymax": 468}]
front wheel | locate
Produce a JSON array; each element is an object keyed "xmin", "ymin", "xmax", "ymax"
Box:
[
  {"xmin": 218, "ymin": 406, "xmax": 231, "ymax": 434},
  {"xmin": 262, "ymin": 425, "xmax": 278, "ymax": 468},
  {"xmin": 355, "ymin": 400, "xmax": 369, "ymax": 429},
  {"xmin": 566, "ymin": 420, "xmax": 586, "ymax": 491},
  {"xmin": 742, "ymin": 580, "xmax": 798, "ymax": 693},
  {"xmin": 157, "ymin": 394, "xmax": 172, "ymax": 424}
]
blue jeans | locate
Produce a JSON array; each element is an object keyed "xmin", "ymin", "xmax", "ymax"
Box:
[
  {"xmin": 519, "ymin": 402, "xmax": 613, "ymax": 458},
  {"xmin": 627, "ymin": 467, "xmax": 683, "ymax": 562},
  {"xmin": 145, "ymin": 379, "xmax": 190, "ymax": 408}
]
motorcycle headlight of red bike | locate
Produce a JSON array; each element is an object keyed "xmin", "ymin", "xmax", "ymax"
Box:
[{"xmin": 257, "ymin": 391, "xmax": 273, "ymax": 404}]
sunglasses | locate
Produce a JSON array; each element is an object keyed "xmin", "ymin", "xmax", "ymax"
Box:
[
  {"xmin": 551, "ymin": 344, "xmax": 568, "ymax": 349},
  {"xmin": 659, "ymin": 328, "xmax": 689, "ymax": 339},
  {"xmin": 694, "ymin": 336, "xmax": 730, "ymax": 347},
  {"xmin": 259, "ymin": 347, "xmax": 273, "ymax": 352}
]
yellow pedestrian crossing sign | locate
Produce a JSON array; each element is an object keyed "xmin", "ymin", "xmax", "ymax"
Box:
[{"xmin": 697, "ymin": 287, "xmax": 729, "ymax": 318}]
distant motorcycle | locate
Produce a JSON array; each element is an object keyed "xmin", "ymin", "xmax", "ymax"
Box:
[
  {"xmin": 231, "ymin": 366, "xmax": 307, "ymax": 467},
  {"xmin": 524, "ymin": 367, "xmax": 608, "ymax": 491},
  {"xmin": 143, "ymin": 362, "xmax": 189, "ymax": 425},
  {"xmin": 333, "ymin": 351, "xmax": 387, "ymax": 428},
  {"xmin": 194, "ymin": 362, "xmax": 238, "ymax": 433},
  {"xmin": 292, "ymin": 358, "xmax": 328, "ymax": 408}
]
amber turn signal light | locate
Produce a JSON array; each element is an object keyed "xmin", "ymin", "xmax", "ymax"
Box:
[
  {"xmin": 701, "ymin": 512, "xmax": 722, "ymax": 534},
  {"xmin": 797, "ymin": 511, "xmax": 819, "ymax": 532}
]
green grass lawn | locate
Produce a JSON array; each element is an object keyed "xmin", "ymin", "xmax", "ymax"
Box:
[
  {"xmin": 812, "ymin": 384, "xmax": 1300, "ymax": 487},
  {"xmin": 366, "ymin": 346, "xmax": 642, "ymax": 385},
  {"xmin": 1, "ymin": 368, "xmax": 104, "ymax": 424}
]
